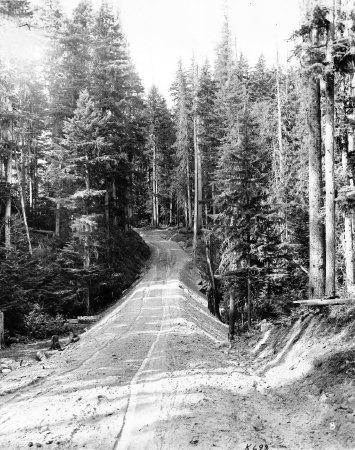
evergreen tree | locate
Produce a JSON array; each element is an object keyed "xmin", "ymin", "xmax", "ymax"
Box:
[
  {"xmin": 171, "ymin": 61, "xmax": 193, "ymax": 228},
  {"xmin": 196, "ymin": 61, "xmax": 219, "ymax": 222},
  {"xmin": 146, "ymin": 86, "xmax": 175, "ymax": 227},
  {"xmin": 0, "ymin": 0, "xmax": 32, "ymax": 18}
]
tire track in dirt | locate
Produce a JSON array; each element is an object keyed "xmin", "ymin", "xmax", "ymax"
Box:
[
  {"xmin": 0, "ymin": 231, "xmax": 233, "ymax": 449},
  {"xmin": 113, "ymin": 243, "xmax": 179, "ymax": 449}
]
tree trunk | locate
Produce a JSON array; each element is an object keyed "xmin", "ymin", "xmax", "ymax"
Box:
[
  {"xmin": 276, "ymin": 50, "xmax": 283, "ymax": 176},
  {"xmin": 33, "ymin": 144, "xmax": 38, "ymax": 226},
  {"xmin": 152, "ymin": 139, "xmax": 158, "ymax": 227},
  {"xmin": 14, "ymin": 148, "xmax": 32, "ymax": 255},
  {"xmin": 212, "ymin": 182, "xmax": 216, "ymax": 216},
  {"xmin": 112, "ymin": 180, "xmax": 118, "ymax": 227},
  {"xmin": 155, "ymin": 172, "xmax": 159, "ymax": 228},
  {"xmin": 324, "ymin": 14, "xmax": 336, "ymax": 298},
  {"xmin": 85, "ymin": 151, "xmax": 90, "ymax": 191},
  {"xmin": 5, "ymin": 150, "xmax": 12, "ymax": 251},
  {"xmin": 169, "ymin": 191, "xmax": 173, "ymax": 225},
  {"xmin": 0, "ymin": 312, "xmax": 5, "ymax": 349},
  {"xmin": 186, "ymin": 154, "xmax": 192, "ymax": 229},
  {"xmin": 205, "ymin": 202, "xmax": 208, "ymax": 228},
  {"xmin": 343, "ymin": 131, "xmax": 355, "ymax": 288},
  {"xmin": 308, "ymin": 28, "xmax": 325, "ymax": 298},
  {"xmin": 29, "ymin": 174, "xmax": 33, "ymax": 210},
  {"xmin": 193, "ymin": 114, "xmax": 203, "ymax": 251},
  {"xmin": 228, "ymin": 292, "xmax": 236, "ymax": 341},
  {"xmin": 55, "ymin": 201, "xmax": 60, "ymax": 237},
  {"xmin": 205, "ymin": 235, "xmax": 221, "ymax": 320},
  {"xmin": 276, "ymin": 51, "xmax": 290, "ymax": 243},
  {"xmin": 246, "ymin": 229, "xmax": 252, "ymax": 329},
  {"xmin": 247, "ymin": 269, "xmax": 251, "ymax": 329},
  {"xmin": 84, "ymin": 288, "xmax": 90, "ymax": 315},
  {"xmin": 184, "ymin": 200, "xmax": 188, "ymax": 228},
  {"xmin": 105, "ymin": 187, "xmax": 109, "ymax": 225}
]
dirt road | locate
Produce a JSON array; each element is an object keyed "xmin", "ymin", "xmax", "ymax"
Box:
[{"xmin": 0, "ymin": 230, "xmax": 353, "ymax": 449}]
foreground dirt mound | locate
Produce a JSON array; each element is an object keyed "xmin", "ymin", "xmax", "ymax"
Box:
[{"xmin": 235, "ymin": 311, "xmax": 355, "ymax": 449}]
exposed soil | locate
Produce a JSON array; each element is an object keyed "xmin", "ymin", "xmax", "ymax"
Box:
[{"xmin": 0, "ymin": 229, "xmax": 354, "ymax": 449}]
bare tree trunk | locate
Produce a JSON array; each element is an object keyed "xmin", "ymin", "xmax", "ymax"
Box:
[
  {"xmin": 246, "ymin": 229, "xmax": 252, "ymax": 329},
  {"xmin": 0, "ymin": 312, "xmax": 5, "ymax": 349},
  {"xmin": 105, "ymin": 187, "xmax": 109, "ymax": 225},
  {"xmin": 85, "ymin": 153, "xmax": 90, "ymax": 191},
  {"xmin": 169, "ymin": 191, "xmax": 173, "ymax": 224},
  {"xmin": 5, "ymin": 150, "xmax": 12, "ymax": 250},
  {"xmin": 308, "ymin": 27, "xmax": 325, "ymax": 298},
  {"xmin": 184, "ymin": 200, "xmax": 188, "ymax": 228},
  {"xmin": 83, "ymin": 220, "xmax": 91, "ymax": 314},
  {"xmin": 33, "ymin": 144, "xmax": 38, "ymax": 226},
  {"xmin": 324, "ymin": 11, "xmax": 336, "ymax": 297},
  {"xmin": 276, "ymin": 51, "xmax": 290, "ymax": 243},
  {"xmin": 212, "ymin": 182, "xmax": 216, "ymax": 216},
  {"xmin": 342, "ymin": 131, "xmax": 355, "ymax": 288},
  {"xmin": 152, "ymin": 139, "xmax": 158, "ymax": 227},
  {"xmin": 193, "ymin": 114, "xmax": 203, "ymax": 251},
  {"xmin": 247, "ymin": 268, "xmax": 251, "ymax": 329},
  {"xmin": 205, "ymin": 234, "xmax": 221, "ymax": 320},
  {"xmin": 186, "ymin": 153, "xmax": 192, "ymax": 229},
  {"xmin": 55, "ymin": 201, "xmax": 60, "ymax": 237},
  {"xmin": 155, "ymin": 172, "xmax": 159, "ymax": 227},
  {"xmin": 83, "ymin": 288, "xmax": 90, "ymax": 315},
  {"xmin": 228, "ymin": 292, "xmax": 236, "ymax": 341},
  {"xmin": 112, "ymin": 180, "xmax": 118, "ymax": 227},
  {"xmin": 29, "ymin": 173, "xmax": 33, "ymax": 210},
  {"xmin": 276, "ymin": 50, "xmax": 283, "ymax": 176},
  {"xmin": 14, "ymin": 148, "xmax": 32, "ymax": 255}
]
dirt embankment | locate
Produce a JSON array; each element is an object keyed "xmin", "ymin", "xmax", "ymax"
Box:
[{"xmin": 231, "ymin": 308, "xmax": 355, "ymax": 449}]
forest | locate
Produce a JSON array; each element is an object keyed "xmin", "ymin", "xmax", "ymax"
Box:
[{"xmin": 1, "ymin": 0, "xmax": 355, "ymax": 341}]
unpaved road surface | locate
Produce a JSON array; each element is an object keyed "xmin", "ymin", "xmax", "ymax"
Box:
[{"xmin": 0, "ymin": 230, "xmax": 353, "ymax": 449}]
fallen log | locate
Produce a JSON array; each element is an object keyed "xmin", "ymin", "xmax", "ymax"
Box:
[
  {"xmin": 28, "ymin": 228, "xmax": 54, "ymax": 236},
  {"xmin": 77, "ymin": 316, "xmax": 98, "ymax": 324},
  {"xmin": 67, "ymin": 319, "xmax": 79, "ymax": 325},
  {"xmin": 293, "ymin": 298, "xmax": 354, "ymax": 306}
]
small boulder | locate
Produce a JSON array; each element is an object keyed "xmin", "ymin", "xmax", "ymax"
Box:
[
  {"xmin": 36, "ymin": 351, "xmax": 48, "ymax": 362},
  {"xmin": 320, "ymin": 392, "xmax": 328, "ymax": 403},
  {"xmin": 216, "ymin": 341, "xmax": 229, "ymax": 349},
  {"xmin": 260, "ymin": 321, "xmax": 272, "ymax": 332}
]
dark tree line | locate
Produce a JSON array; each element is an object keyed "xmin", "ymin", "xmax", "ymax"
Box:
[{"xmin": 1, "ymin": 0, "xmax": 355, "ymax": 337}]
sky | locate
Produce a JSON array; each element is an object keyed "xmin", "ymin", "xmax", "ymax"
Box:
[
  {"xmin": 1, "ymin": 0, "xmax": 302, "ymax": 100},
  {"xmin": 61, "ymin": 0, "xmax": 302, "ymax": 98}
]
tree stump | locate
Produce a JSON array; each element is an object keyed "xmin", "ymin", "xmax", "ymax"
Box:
[
  {"xmin": 49, "ymin": 335, "xmax": 61, "ymax": 350},
  {"xmin": 67, "ymin": 331, "xmax": 80, "ymax": 345}
]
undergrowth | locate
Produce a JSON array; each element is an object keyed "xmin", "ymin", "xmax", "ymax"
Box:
[{"xmin": 0, "ymin": 228, "xmax": 150, "ymax": 337}]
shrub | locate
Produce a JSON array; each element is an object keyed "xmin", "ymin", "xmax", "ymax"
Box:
[{"xmin": 24, "ymin": 304, "xmax": 65, "ymax": 339}]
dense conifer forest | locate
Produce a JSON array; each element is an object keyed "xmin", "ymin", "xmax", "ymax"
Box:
[{"xmin": 1, "ymin": 0, "xmax": 355, "ymax": 340}]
